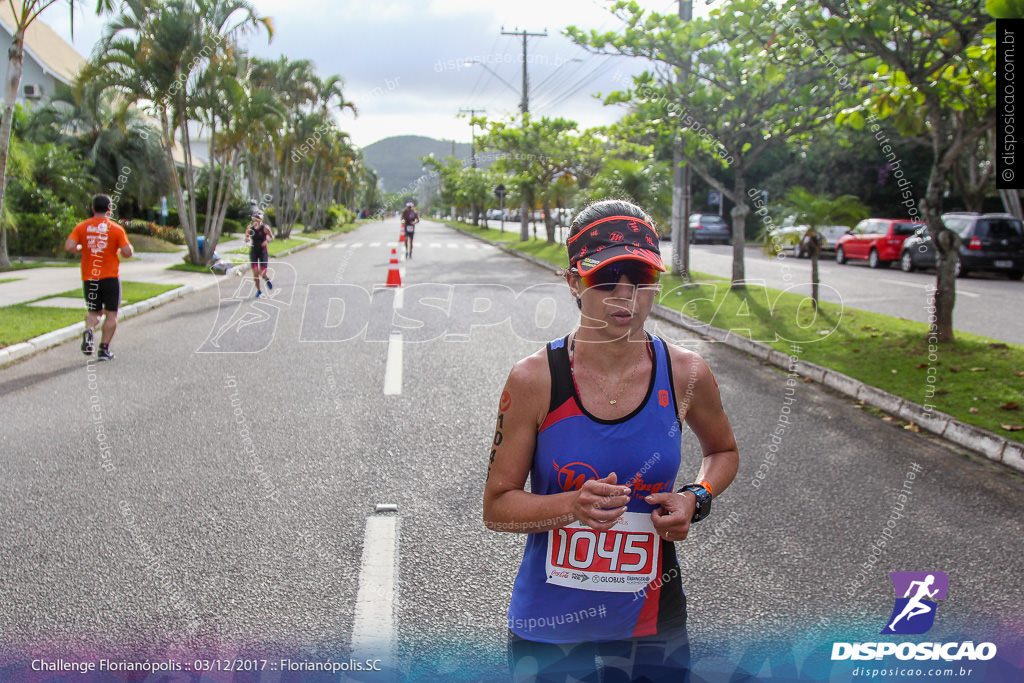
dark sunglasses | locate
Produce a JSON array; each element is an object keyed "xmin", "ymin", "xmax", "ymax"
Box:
[{"xmin": 578, "ymin": 261, "xmax": 661, "ymax": 291}]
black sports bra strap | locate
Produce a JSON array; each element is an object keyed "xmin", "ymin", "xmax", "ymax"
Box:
[{"xmin": 546, "ymin": 336, "xmax": 575, "ymax": 414}]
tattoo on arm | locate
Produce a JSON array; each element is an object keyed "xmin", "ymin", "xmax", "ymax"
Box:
[{"xmin": 486, "ymin": 412, "xmax": 505, "ymax": 480}]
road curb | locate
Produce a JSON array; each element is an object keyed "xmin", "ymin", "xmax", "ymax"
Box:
[
  {"xmin": 0, "ymin": 230, "xmax": 341, "ymax": 369},
  {"xmin": 447, "ymin": 222, "xmax": 1024, "ymax": 475}
]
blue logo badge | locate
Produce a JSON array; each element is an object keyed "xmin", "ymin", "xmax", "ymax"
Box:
[{"xmin": 881, "ymin": 571, "xmax": 949, "ymax": 635}]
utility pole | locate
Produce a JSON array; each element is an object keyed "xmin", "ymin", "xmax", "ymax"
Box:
[
  {"xmin": 460, "ymin": 108, "xmax": 486, "ymax": 225},
  {"xmin": 502, "ymin": 27, "xmax": 547, "ymax": 241},
  {"xmin": 501, "ymin": 27, "xmax": 548, "ymax": 120},
  {"xmin": 670, "ymin": 1, "xmax": 693, "ymax": 280},
  {"xmin": 458, "ymin": 107, "xmax": 486, "ymax": 169}
]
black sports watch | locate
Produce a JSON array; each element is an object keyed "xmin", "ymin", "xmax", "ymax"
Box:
[{"xmin": 678, "ymin": 484, "xmax": 712, "ymax": 523}]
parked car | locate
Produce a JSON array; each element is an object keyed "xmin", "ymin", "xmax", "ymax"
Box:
[
  {"xmin": 899, "ymin": 213, "xmax": 1024, "ymax": 279},
  {"xmin": 835, "ymin": 218, "xmax": 924, "ymax": 268},
  {"xmin": 794, "ymin": 225, "xmax": 853, "ymax": 257},
  {"xmin": 689, "ymin": 213, "xmax": 731, "ymax": 244}
]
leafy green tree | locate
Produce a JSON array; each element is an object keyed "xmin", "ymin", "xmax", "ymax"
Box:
[
  {"xmin": 811, "ymin": 0, "xmax": 994, "ymax": 342},
  {"xmin": 476, "ymin": 116, "xmax": 587, "ymax": 242},
  {"xmin": 0, "ymin": 0, "xmax": 116, "ymax": 268},
  {"xmin": 24, "ymin": 82, "xmax": 172, "ymax": 219},
  {"xmin": 584, "ymin": 158, "xmax": 672, "ymax": 231},
  {"xmin": 569, "ymin": 0, "xmax": 855, "ymax": 287}
]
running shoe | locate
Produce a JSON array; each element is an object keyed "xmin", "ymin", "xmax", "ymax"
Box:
[
  {"xmin": 81, "ymin": 329, "xmax": 94, "ymax": 356},
  {"xmin": 255, "ymin": 290, "xmax": 262, "ymax": 298},
  {"xmin": 267, "ymin": 280, "xmax": 273, "ymax": 290},
  {"xmin": 97, "ymin": 348, "xmax": 114, "ymax": 361}
]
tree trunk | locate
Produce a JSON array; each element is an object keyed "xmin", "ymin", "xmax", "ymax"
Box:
[
  {"xmin": 520, "ymin": 200, "xmax": 529, "ymax": 241},
  {"xmin": 925, "ymin": 108, "xmax": 957, "ymax": 343},
  {"xmin": 0, "ymin": 28, "xmax": 25, "ymax": 270},
  {"xmin": 809, "ymin": 229, "xmax": 821, "ymax": 310},
  {"xmin": 158, "ymin": 106, "xmax": 198, "ymax": 265},
  {"xmin": 730, "ymin": 175, "xmax": 748, "ymax": 289},
  {"xmin": 543, "ymin": 199, "xmax": 556, "ymax": 243}
]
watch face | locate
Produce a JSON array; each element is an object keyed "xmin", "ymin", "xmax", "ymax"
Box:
[{"xmin": 684, "ymin": 485, "xmax": 711, "ymax": 522}]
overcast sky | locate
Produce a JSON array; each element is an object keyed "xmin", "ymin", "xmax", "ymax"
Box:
[{"xmin": 40, "ymin": 0, "xmax": 714, "ymax": 149}]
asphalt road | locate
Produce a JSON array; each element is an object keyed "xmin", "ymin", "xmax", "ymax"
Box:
[
  {"xmin": 659, "ymin": 243, "xmax": 1024, "ymax": 345},
  {"xmin": 1, "ymin": 217, "xmax": 1022, "ymax": 682}
]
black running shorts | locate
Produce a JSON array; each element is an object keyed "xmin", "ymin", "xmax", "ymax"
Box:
[{"xmin": 83, "ymin": 278, "xmax": 121, "ymax": 312}]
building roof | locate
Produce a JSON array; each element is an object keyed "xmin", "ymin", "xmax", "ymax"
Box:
[{"xmin": 0, "ymin": 1, "xmax": 86, "ymax": 86}]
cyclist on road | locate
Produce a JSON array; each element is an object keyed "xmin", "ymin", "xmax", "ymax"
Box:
[
  {"xmin": 245, "ymin": 210, "xmax": 274, "ymax": 298},
  {"xmin": 483, "ymin": 199, "xmax": 739, "ymax": 682},
  {"xmin": 64, "ymin": 194, "xmax": 133, "ymax": 361},
  {"xmin": 401, "ymin": 201, "xmax": 419, "ymax": 259}
]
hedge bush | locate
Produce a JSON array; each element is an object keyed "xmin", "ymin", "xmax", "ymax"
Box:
[
  {"xmin": 9, "ymin": 210, "xmax": 77, "ymax": 257},
  {"xmin": 122, "ymin": 219, "xmax": 185, "ymax": 244},
  {"xmin": 326, "ymin": 204, "xmax": 357, "ymax": 230}
]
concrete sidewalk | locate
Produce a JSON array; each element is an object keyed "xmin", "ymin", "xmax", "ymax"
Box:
[
  {"xmin": 0, "ymin": 233, "xmax": 293, "ymax": 308},
  {"xmin": 0, "ymin": 230, "xmax": 330, "ymax": 365}
]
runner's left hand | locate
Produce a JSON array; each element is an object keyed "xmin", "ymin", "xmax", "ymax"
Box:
[{"xmin": 646, "ymin": 492, "xmax": 694, "ymax": 542}]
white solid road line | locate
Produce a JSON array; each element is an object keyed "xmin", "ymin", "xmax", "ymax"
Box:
[
  {"xmin": 350, "ymin": 513, "xmax": 399, "ymax": 668},
  {"xmin": 878, "ymin": 278, "xmax": 979, "ymax": 298},
  {"xmin": 383, "ymin": 332, "xmax": 403, "ymax": 395}
]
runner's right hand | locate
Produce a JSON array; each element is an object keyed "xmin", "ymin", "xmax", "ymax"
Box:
[{"xmin": 573, "ymin": 473, "xmax": 631, "ymax": 531}]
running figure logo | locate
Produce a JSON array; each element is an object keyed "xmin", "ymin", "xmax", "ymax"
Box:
[
  {"xmin": 197, "ymin": 261, "xmax": 296, "ymax": 353},
  {"xmin": 881, "ymin": 571, "xmax": 949, "ymax": 635}
]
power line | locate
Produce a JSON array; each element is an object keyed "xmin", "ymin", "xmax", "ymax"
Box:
[{"xmin": 535, "ymin": 54, "xmax": 618, "ymax": 114}]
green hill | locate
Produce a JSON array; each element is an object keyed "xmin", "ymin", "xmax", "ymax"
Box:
[{"xmin": 362, "ymin": 135, "xmax": 474, "ymax": 193}]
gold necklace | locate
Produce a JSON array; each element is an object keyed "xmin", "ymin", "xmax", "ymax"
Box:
[{"xmin": 570, "ymin": 333, "xmax": 647, "ymax": 405}]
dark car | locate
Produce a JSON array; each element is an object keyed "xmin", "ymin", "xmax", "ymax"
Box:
[
  {"xmin": 689, "ymin": 213, "xmax": 731, "ymax": 244},
  {"xmin": 899, "ymin": 213, "xmax": 1024, "ymax": 279},
  {"xmin": 835, "ymin": 218, "xmax": 924, "ymax": 268}
]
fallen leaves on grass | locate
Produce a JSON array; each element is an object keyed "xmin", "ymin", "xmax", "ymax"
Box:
[
  {"xmin": 1002, "ymin": 424, "xmax": 1024, "ymax": 432},
  {"xmin": 1000, "ymin": 402, "xmax": 1020, "ymax": 411},
  {"xmin": 969, "ymin": 407, "xmax": 980, "ymax": 414}
]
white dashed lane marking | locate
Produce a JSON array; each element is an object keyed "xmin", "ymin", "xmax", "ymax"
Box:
[
  {"xmin": 383, "ymin": 332, "xmax": 403, "ymax": 396},
  {"xmin": 350, "ymin": 513, "xmax": 399, "ymax": 670}
]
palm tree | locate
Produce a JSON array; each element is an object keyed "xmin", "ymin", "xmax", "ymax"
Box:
[
  {"xmin": 779, "ymin": 187, "xmax": 869, "ymax": 309},
  {"xmin": 0, "ymin": 0, "xmax": 116, "ymax": 268},
  {"xmin": 86, "ymin": 0, "xmax": 272, "ymax": 264},
  {"xmin": 26, "ymin": 82, "xmax": 171, "ymax": 218}
]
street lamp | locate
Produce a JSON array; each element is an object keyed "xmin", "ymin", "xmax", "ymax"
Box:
[{"xmin": 463, "ymin": 60, "xmax": 521, "ymax": 99}]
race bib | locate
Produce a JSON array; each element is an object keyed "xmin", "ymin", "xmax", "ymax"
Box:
[{"xmin": 545, "ymin": 512, "xmax": 659, "ymax": 593}]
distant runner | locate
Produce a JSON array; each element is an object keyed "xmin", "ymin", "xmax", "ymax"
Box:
[
  {"xmin": 64, "ymin": 194, "xmax": 133, "ymax": 361},
  {"xmin": 401, "ymin": 201, "xmax": 420, "ymax": 259},
  {"xmin": 245, "ymin": 210, "xmax": 274, "ymax": 297}
]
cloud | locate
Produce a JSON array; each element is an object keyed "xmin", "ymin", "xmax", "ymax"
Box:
[{"xmin": 37, "ymin": 0, "xmax": 681, "ymax": 147}]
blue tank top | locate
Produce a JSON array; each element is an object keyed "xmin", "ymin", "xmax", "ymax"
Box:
[{"xmin": 508, "ymin": 333, "xmax": 686, "ymax": 643}]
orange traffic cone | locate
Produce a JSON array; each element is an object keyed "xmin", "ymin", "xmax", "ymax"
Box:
[
  {"xmin": 386, "ymin": 248, "xmax": 402, "ymax": 287},
  {"xmin": 399, "ymin": 227, "xmax": 406, "ymax": 243}
]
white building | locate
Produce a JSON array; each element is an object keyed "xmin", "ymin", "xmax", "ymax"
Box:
[{"xmin": 0, "ymin": 2, "xmax": 84, "ymax": 105}]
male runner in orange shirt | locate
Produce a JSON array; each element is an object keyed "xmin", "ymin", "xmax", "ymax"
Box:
[{"xmin": 64, "ymin": 194, "xmax": 133, "ymax": 361}]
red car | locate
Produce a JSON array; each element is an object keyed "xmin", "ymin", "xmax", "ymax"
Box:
[{"xmin": 835, "ymin": 218, "xmax": 925, "ymax": 268}]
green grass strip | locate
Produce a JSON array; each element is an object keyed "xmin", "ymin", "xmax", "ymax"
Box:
[
  {"xmin": 1, "ymin": 282, "xmax": 181, "ymax": 347},
  {"xmin": 448, "ymin": 220, "xmax": 1024, "ymax": 443}
]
